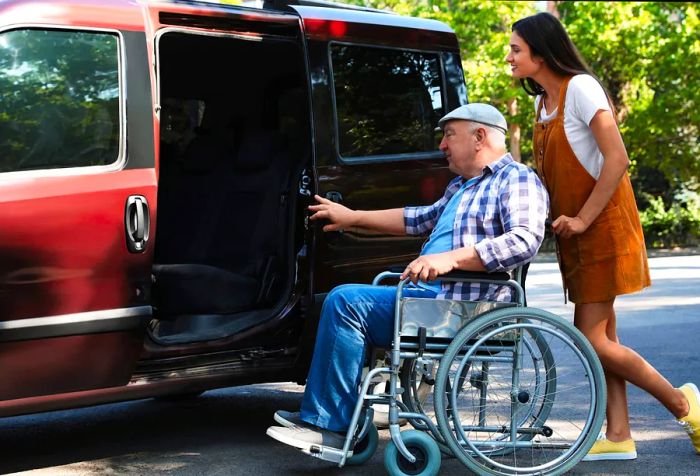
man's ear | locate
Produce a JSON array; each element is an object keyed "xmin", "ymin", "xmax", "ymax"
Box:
[{"xmin": 474, "ymin": 127, "xmax": 486, "ymax": 146}]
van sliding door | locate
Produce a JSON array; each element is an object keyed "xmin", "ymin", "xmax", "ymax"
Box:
[
  {"xmin": 0, "ymin": 23, "xmax": 156, "ymax": 405},
  {"xmin": 294, "ymin": 5, "xmax": 462, "ymax": 293}
]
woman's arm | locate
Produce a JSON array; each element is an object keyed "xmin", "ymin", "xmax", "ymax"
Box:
[{"xmin": 552, "ymin": 109, "xmax": 630, "ymax": 239}]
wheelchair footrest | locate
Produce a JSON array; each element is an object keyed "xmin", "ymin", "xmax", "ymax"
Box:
[{"xmin": 301, "ymin": 444, "xmax": 350, "ymax": 464}]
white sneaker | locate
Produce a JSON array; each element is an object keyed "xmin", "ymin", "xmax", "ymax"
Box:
[
  {"xmin": 267, "ymin": 424, "xmax": 350, "ymax": 455},
  {"xmin": 274, "ymin": 410, "xmax": 306, "ymax": 428}
]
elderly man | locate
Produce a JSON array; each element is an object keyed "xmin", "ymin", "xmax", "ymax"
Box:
[{"xmin": 267, "ymin": 103, "xmax": 549, "ymax": 454}]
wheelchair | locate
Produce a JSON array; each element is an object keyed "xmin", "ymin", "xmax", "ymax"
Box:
[{"xmin": 310, "ymin": 268, "xmax": 606, "ymax": 476}]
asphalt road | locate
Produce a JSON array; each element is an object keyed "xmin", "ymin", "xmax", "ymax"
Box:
[{"xmin": 2, "ymin": 254, "xmax": 699, "ymax": 475}]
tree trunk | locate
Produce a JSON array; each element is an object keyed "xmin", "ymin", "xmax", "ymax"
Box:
[
  {"xmin": 547, "ymin": 1, "xmax": 561, "ymax": 18},
  {"xmin": 507, "ymin": 97, "xmax": 521, "ymax": 162}
]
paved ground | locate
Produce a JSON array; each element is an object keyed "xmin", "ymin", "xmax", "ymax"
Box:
[{"xmin": 1, "ymin": 254, "xmax": 699, "ymax": 475}]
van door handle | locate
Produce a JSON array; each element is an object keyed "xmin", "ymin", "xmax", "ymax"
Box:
[
  {"xmin": 323, "ymin": 191, "xmax": 344, "ymax": 242},
  {"xmin": 325, "ymin": 191, "xmax": 343, "ymax": 203},
  {"xmin": 125, "ymin": 195, "xmax": 150, "ymax": 253}
]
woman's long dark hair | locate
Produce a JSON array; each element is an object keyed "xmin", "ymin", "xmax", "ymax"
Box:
[{"xmin": 512, "ymin": 12, "xmax": 599, "ymax": 97}]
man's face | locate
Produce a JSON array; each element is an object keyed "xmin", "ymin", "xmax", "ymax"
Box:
[{"xmin": 439, "ymin": 120, "xmax": 476, "ymax": 176}]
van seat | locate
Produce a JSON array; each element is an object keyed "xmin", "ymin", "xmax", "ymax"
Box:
[
  {"xmin": 227, "ymin": 129, "xmax": 291, "ymax": 299},
  {"xmin": 152, "ymin": 264, "xmax": 258, "ymax": 315},
  {"xmin": 153, "ymin": 104, "xmax": 264, "ymax": 316},
  {"xmin": 153, "ymin": 124, "xmax": 293, "ymax": 316}
]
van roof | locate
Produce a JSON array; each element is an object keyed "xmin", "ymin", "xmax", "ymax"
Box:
[
  {"xmin": 0, "ymin": 0, "xmax": 454, "ymax": 38},
  {"xmin": 165, "ymin": 0, "xmax": 454, "ymax": 34}
]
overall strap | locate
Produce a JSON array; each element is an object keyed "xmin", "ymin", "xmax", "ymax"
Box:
[
  {"xmin": 557, "ymin": 76, "xmax": 574, "ymax": 113},
  {"xmin": 536, "ymin": 76, "xmax": 574, "ymax": 121},
  {"xmin": 536, "ymin": 95, "xmax": 545, "ymax": 121}
]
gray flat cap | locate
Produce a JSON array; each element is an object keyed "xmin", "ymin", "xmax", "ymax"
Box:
[{"xmin": 438, "ymin": 103, "xmax": 508, "ymax": 134}]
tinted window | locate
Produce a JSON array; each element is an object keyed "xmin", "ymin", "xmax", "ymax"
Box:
[
  {"xmin": 331, "ymin": 44, "xmax": 443, "ymax": 159},
  {"xmin": 0, "ymin": 29, "xmax": 120, "ymax": 173}
]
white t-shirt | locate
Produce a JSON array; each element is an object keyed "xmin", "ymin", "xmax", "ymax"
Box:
[{"xmin": 535, "ymin": 74, "xmax": 611, "ymax": 180}]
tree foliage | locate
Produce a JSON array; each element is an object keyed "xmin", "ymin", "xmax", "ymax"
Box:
[
  {"xmin": 555, "ymin": 2, "xmax": 699, "ymax": 202},
  {"xmin": 640, "ymin": 195, "xmax": 700, "ymax": 248}
]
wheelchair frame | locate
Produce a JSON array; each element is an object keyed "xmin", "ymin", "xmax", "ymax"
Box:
[{"xmin": 321, "ymin": 269, "xmax": 606, "ymax": 476}]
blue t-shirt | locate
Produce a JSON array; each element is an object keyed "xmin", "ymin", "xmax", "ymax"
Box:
[{"xmin": 418, "ymin": 176, "xmax": 480, "ymax": 293}]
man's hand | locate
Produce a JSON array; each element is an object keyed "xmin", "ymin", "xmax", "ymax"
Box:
[
  {"xmin": 308, "ymin": 195, "xmax": 357, "ymax": 232},
  {"xmin": 551, "ymin": 215, "xmax": 588, "ymax": 239},
  {"xmin": 401, "ymin": 252, "xmax": 458, "ymax": 284}
]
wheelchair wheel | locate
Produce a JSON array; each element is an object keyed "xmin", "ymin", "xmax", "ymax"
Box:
[
  {"xmin": 401, "ymin": 330, "xmax": 556, "ymax": 442},
  {"xmin": 434, "ymin": 307, "xmax": 606, "ymax": 476},
  {"xmin": 346, "ymin": 423, "xmax": 379, "ymax": 465},
  {"xmin": 384, "ymin": 430, "xmax": 441, "ymax": 476}
]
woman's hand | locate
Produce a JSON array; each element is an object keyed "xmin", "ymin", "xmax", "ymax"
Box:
[
  {"xmin": 401, "ymin": 252, "xmax": 457, "ymax": 284},
  {"xmin": 308, "ymin": 195, "xmax": 356, "ymax": 232},
  {"xmin": 551, "ymin": 215, "xmax": 588, "ymax": 239}
]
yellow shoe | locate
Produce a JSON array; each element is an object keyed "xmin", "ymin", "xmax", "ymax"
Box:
[
  {"xmin": 581, "ymin": 433, "xmax": 637, "ymax": 461},
  {"xmin": 678, "ymin": 383, "xmax": 700, "ymax": 454}
]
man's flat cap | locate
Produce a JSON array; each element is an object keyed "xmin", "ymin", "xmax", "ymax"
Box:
[{"xmin": 437, "ymin": 103, "xmax": 508, "ymax": 134}]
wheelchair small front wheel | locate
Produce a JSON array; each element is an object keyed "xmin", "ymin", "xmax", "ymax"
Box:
[
  {"xmin": 384, "ymin": 430, "xmax": 441, "ymax": 476},
  {"xmin": 346, "ymin": 423, "xmax": 379, "ymax": 465}
]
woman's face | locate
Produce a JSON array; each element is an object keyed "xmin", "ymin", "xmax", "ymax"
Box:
[{"xmin": 506, "ymin": 31, "xmax": 541, "ymax": 79}]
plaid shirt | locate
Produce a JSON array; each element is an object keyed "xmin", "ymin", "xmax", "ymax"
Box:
[{"xmin": 404, "ymin": 153, "xmax": 548, "ymax": 301}]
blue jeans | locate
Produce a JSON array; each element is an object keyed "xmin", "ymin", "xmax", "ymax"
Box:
[{"xmin": 300, "ymin": 283, "xmax": 437, "ymax": 432}]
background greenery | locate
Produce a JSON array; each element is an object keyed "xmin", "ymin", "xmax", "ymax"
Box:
[{"xmin": 341, "ymin": 0, "xmax": 699, "ymax": 247}]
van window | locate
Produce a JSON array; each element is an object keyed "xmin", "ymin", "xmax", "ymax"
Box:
[
  {"xmin": 0, "ymin": 29, "xmax": 121, "ymax": 173},
  {"xmin": 330, "ymin": 44, "xmax": 443, "ymax": 159}
]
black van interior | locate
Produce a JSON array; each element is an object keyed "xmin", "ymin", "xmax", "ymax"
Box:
[{"xmin": 152, "ymin": 30, "xmax": 310, "ymax": 344}]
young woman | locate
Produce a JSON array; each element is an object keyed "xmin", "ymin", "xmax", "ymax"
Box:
[{"xmin": 507, "ymin": 12, "xmax": 700, "ymax": 460}]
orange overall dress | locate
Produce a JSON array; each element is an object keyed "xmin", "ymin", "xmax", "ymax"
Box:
[{"xmin": 533, "ymin": 77, "xmax": 651, "ymax": 304}]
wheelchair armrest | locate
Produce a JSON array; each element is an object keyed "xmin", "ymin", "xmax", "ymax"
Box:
[
  {"xmin": 373, "ymin": 269, "xmax": 512, "ymax": 286},
  {"xmin": 384, "ymin": 266, "xmax": 511, "ymax": 281},
  {"xmin": 439, "ymin": 270, "xmax": 511, "ymax": 283}
]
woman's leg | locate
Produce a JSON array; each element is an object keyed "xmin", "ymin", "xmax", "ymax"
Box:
[
  {"xmin": 574, "ymin": 300, "xmax": 689, "ymax": 421},
  {"xmin": 601, "ymin": 307, "xmax": 631, "ymax": 441}
]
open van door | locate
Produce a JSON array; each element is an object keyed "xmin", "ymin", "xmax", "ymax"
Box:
[{"xmin": 0, "ymin": 4, "xmax": 156, "ymax": 403}]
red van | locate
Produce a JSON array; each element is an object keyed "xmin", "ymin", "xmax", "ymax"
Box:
[{"xmin": 0, "ymin": 0, "xmax": 464, "ymax": 417}]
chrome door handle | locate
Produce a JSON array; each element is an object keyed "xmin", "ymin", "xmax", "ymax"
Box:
[
  {"xmin": 325, "ymin": 191, "xmax": 343, "ymax": 203},
  {"xmin": 125, "ymin": 195, "xmax": 150, "ymax": 253}
]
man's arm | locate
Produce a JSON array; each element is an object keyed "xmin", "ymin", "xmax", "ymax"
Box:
[
  {"xmin": 309, "ymin": 195, "xmax": 406, "ymax": 235},
  {"xmin": 401, "ymin": 166, "xmax": 548, "ymax": 284},
  {"xmin": 473, "ymin": 167, "xmax": 548, "ymax": 272},
  {"xmin": 400, "ymin": 246, "xmax": 485, "ymax": 283}
]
